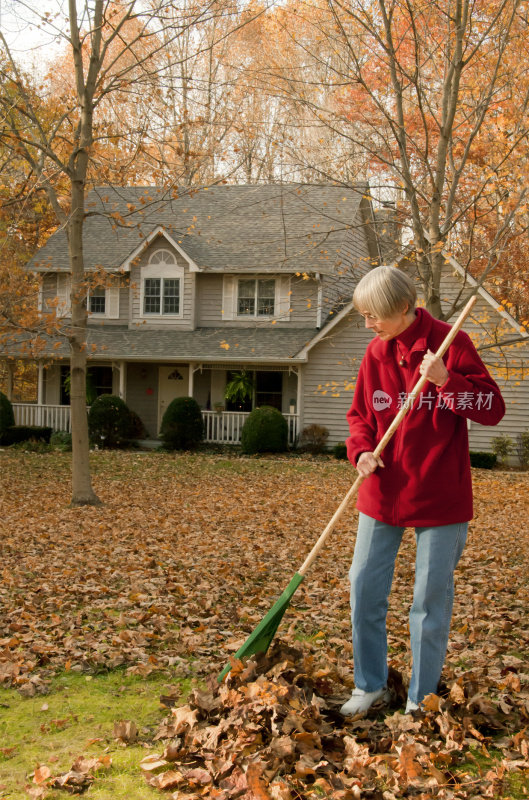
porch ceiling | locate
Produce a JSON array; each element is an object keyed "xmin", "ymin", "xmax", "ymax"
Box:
[{"xmin": 4, "ymin": 326, "xmax": 318, "ymax": 363}]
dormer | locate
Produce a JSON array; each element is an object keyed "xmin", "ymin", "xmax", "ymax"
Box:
[{"xmin": 128, "ymin": 235, "xmax": 197, "ymax": 330}]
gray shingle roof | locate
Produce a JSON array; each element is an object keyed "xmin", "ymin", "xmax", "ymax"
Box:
[
  {"xmin": 29, "ymin": 184, "xmax": 367, "ymax": 274},
  {"xmin": 3, "ymin": 326, "xmax": 317, "ymax": 363}
]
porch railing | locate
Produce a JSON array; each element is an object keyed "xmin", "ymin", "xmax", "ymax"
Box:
[
  {"xmin": 13, "ymin": 403, "xmax": 72, "ymax": 432},
  {"xmin": 202, "ymin": 410, "xmax": 299, "ymax": 446},
  {"xmin": 11, "ymin": 404, "xmax": 300, "ymax": 446}
]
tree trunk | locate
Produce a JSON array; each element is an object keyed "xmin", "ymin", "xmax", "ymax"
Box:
[{"xmin": 67, "ymin": 177, "xmax": 101, "ymax": 507}]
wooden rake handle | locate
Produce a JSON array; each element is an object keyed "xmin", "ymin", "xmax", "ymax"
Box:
[{"xmin": 298, "ymin": 294, "xmax": 478, "ymax": 577}]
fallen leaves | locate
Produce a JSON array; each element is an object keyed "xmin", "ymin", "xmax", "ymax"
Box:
[
  {"xmin": 139, "ymin": 639, "xmax": 529, "ymax": 799},
  {"xmin": 1, "ymin": 451, "xmax": 528, "ymax": 799},
  {"xmin": 113, "ymin": 719, "xmax": 138, "ymax": 743},
  {"xmin": 29, "ymin": 755, "xmax": 111, "ymax": 796}
]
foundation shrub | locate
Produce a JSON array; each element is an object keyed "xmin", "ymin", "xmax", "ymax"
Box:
[
  {"xmin": 491, "ymin": 434, "xmax": 513, "ymax": 465},
  {"xmin": 0, "ymin": 391, "xmax": 15, "ymax": 439},
  {"xmin": 298, "ymin": 424, "xmax": 329, "ymax": 454},
  {"xmin": 88, "ymin": 394, "xmax": 134, "ymax": 448},
  {"xmin": 469, "ymin": 451, "xmax": 497, "ymax": 469},
  {"xmin": 516, "ymin": 431, "xmax": 529, "ymax": 469},
  {"xmin": 333, "ymin": 442, "xmax": 348, "ymax": 460},
  {"xmin": 160, "ymin": 396, "xmax": 204, "ymax": 450},
  {"xmin": 2, "ymin": 425, "xmax": 52, "ymax": 445},
  {"xmin": 241, "ymin": 406, "xmax": 288, "ymax": 455}
]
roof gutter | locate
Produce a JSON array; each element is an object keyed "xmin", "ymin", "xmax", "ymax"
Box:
[{"xmin": 316, "ymin": 273, "xmax": 323, "ymax": 329}]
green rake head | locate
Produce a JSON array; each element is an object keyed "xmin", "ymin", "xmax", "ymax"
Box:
[{"xmin": 218, "ymin": 572, "xmax": 304, "ymax": 682}]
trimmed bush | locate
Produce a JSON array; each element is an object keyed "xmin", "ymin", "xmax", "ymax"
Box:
[
  {"xmin": 469, "ymin": 451, "xmax": 497, "ymax": 469},
  {"xmin": 240, "ymin": 406, "xmax": 288, "ymax": 455},
  {"xmin": 516, "ymin": 431, "xmax": 529, "ymax": 469},
  {"xmin": 298, "ymin": 423, "xmax": 329, "ymax": 454},
  {"xmin": 88, "ymin": 394, "xmax": 133, "ymax": 448},
  {"xmin": 128, "ymin": 409, "xmax": 146, "ymax": 440},
  {"xmin": 333, "ymin": 442, "xmax": 348, "ymax": 460},
  {"xmin": 1, "ymin": 425, "xmax": 52, "ymax": 445},
  {"xmin": 50, "ymin": 430, "xmax": 73, "ymax": 451},
  {"xmin": 491, "ymin": 434, "xmax": 513, "ymax": 465},
  {"xmin": 10, "ymin": 439, "xmax": 52, "ymax": 453},
  {"xmin": 0, "ymin": 391, "xmax": 15, "ymax": 437},
  {"xmin": 160, "ymin": 396, "xmax": 204, "ymax": 450}
]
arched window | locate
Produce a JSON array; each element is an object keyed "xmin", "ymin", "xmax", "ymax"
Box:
[{"xmin": 148, "ymin": 249, "xmax": 176, "ymax": 267}]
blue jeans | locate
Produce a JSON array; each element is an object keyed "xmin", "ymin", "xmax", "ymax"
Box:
[{"xmin": 349, "ymin": 513, "xmax": 468, "ymax": 705}]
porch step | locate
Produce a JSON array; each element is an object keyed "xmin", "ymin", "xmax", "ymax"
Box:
[{"xmin": 136, "ymin": 439, "xmax": 161, "ymax": 450}]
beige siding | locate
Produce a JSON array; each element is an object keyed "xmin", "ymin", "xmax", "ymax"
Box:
[
  {"xmin": 289, "ymin": 277, "xmax": 319, "ymax": 326},
  {"xmin": 302, "ymin": 312, "xmax": 372, "ymax": 445},
  {"xmin": 41, "ymin": 273, "xmax": 59, "ymax": 312},
  {"xmin": 44, "ymin": 364, "xmax": 62, "ymax": 405},
  {"xmin": 468, "ymin": 345, "xmax": 529, "ymax": 453},
  {"xmin": 196, "ymin": 274, "xmax": 223, "ymax": 325},
  {"xmin": 129, "ymin": 241, "xmax": 195, "ymax": 329},
  {"xmin": 437, "ymin": 267, "xmax": 529, "ymax": 452}
]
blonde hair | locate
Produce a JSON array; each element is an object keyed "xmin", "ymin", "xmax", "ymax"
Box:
[{"xmin": 353, "ymin": 266, "xmax": 416, "ymax": 319}]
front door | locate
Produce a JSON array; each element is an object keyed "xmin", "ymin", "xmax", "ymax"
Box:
[{"xmin": 158, "ymin": 365, "xmax": 190, "ymax": 432}]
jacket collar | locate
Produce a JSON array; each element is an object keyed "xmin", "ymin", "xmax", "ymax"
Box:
[{"xmin": 369, "ymin": 307, "xmax": 433, "ymax": 362}]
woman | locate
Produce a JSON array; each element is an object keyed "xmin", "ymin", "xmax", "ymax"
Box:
[{"xmin": 341, "ymin": 266, "xmax": 505, "ymax": 715}]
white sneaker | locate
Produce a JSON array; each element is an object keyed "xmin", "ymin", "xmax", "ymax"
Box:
[
  {"xmin": 405, "ymin": 698, "xmax": 420, "ymax": 713},
  {"xmin": 339, "ymin": 687, "xmax": 390, "ymax": 716}
]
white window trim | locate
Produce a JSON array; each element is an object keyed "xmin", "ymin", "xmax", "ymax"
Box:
[
  {"xmin": 87, "ymin": 287, "xmax": 107, "ymax": 317},
  {"xmin": 140, "ymin": 251, "xmax": 184, "ymax": 319},
  {"xmin": 221, "ymin": 272, "xmax": 292, "ymax": 323},
  {"xmin": 236, "ymin": 277, "xmax": 276, "ymax": 320},
  {"xmin": 222, "ymin": 275, "xmax": 291, "ymax": 322},
  {"xmin": 86, "ymin": 286, "xmax": 120, "ymax": 319}
]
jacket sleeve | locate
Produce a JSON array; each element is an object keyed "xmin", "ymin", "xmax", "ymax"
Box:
[
  {"xmin": 345, "ymin": 359, "xmax": 378, "ymax": 465},
  {"xmin": 435, "ymin": 330, "xmax": 505, "ymax": 425}
]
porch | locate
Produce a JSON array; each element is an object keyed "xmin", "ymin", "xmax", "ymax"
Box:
[{"xmin": 11, "ymin": 404, "xmax": 300, "ymax": 446}]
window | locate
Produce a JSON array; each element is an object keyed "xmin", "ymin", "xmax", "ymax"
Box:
[
  {"xmin": 256, "ymin": 371, "xmax": 283, "ymax": 410},
  {"xmin": 144, "ymin": 278, "xmax": 161, "ymax": 314},
  {"xmin": 89, "ymin": 286, "xmax": 106, "ymax": 315},
  {"xmin": 141, "ymin": 248, "xmax": 182, "ymax": 317},
  {"xmin": 60, "ymin": 366, "xmax": 112, "ymax": 405},
  {"xmin": 89, "ymin": 366, "xmax": 113, "ymax": 397},
  {"xmin": 143, "ymin": 278, "xmax": 180, "ymax": 315},
  {"xmin": 237, "ymin": 279, "xmax": 275, "ymax": 317}
]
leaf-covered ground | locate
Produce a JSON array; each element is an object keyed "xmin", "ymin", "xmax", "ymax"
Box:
[{"xmin": 1, "ymin": 450, "xmax": 528, "ymax": 798}]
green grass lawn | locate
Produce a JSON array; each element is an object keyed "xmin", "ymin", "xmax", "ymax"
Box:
[{"xmin": 0, "ymin": 669, "xmax": 190, "ymax": 799}]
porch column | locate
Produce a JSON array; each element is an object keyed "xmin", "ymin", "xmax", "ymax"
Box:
[
  {"xmin": 296, "ymin": 366, "xmax": 303, "ymax": 436},
  {"xmin": 37, "ymin": 360, "xmax": 44, "ymax": 426},
  {"xmin": 119, "ymin": 360, "xmax": 127, "ymax": 400},
  {"xmin": 188, "ymin": 362, "xmax": 195, "ymax": 398}
]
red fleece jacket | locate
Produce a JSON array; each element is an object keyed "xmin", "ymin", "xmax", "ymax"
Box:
[{"xmin": 346, "ymin": 308, "xmax": 505, "ymax": 527}]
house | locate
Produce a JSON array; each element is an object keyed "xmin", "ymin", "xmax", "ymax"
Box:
[{"xmin": 3, "ymin": 183, "xmax": 528, "ymax": 452}]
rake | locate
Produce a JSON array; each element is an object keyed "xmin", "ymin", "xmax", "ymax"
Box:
[{"xmin": 218, "ymin": 295, "xmax": 478, "ymax": 681}]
